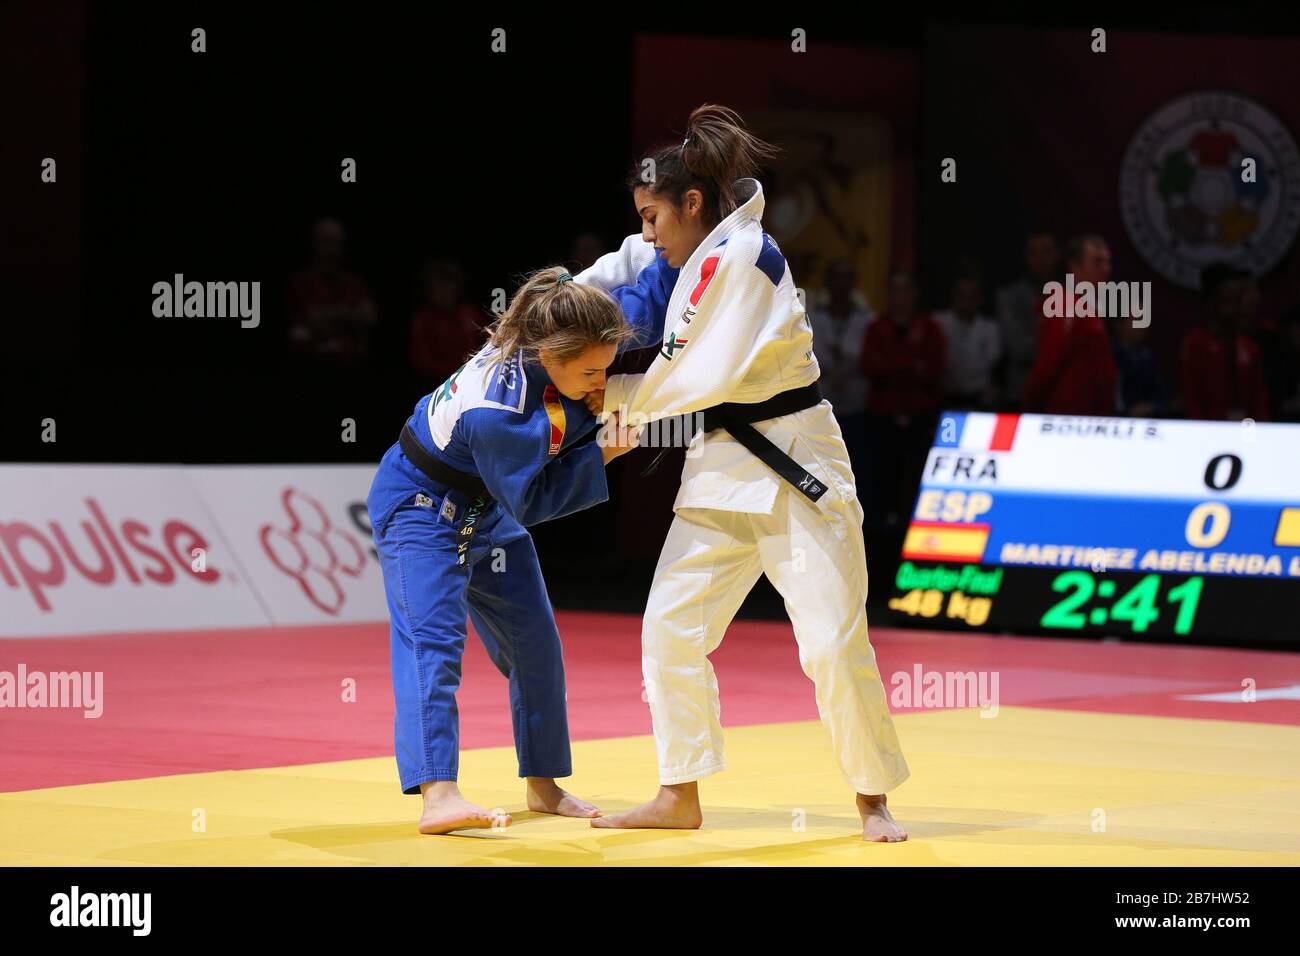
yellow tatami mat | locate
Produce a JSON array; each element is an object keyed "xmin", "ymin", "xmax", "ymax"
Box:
[{"xmin": 4, "ymin": 707, "xmax": 1298, "ymax": 866}]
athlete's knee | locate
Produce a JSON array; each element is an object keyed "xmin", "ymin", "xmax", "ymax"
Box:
[
  {"xmin": 641, "ymin": 613, "xmax": 714, "ymax": 663},
  {"xmin": 796, "ymin": 629, "xmax": 864, "ymax": 673},
  {"xmin": 639, "ymin": 656, "xmax": 677, "ymax": 711},
  {"xmin": 509, "ymin": 625, "xmax": 565, "ymax": 678}
]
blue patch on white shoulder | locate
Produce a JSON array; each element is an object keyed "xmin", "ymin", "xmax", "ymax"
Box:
[
  {"xmin": 755, "ymin": 232, "xmax": 786, "ymax": 287},
  {"xmin": 482, "ymin": 351, "xmax": 527, "ymax": 412}
]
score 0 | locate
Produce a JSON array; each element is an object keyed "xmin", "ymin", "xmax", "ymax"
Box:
[
  {"xmin": 1188, "ymin": 453, "xmax": 1240, "ymax": 549},
  {"xmin": 1186, "ymin": 502, "xmax": 1230, "ymax": 548}
]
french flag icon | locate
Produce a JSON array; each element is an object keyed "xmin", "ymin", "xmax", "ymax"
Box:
[{"xmin": 934, "ymin": 411, "xmax": 1020, "ymax": 451}]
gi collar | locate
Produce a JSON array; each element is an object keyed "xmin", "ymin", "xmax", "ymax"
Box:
[
  {"xmin": 677, "ymin": 178, "xmax": 764, "ymax": 281},
  {"xmin": 657, "ymin": 179, "xmax": 765, "ymax": 331},
  {"xmin": 527, "ymin": 358, "xmax": 554, "ymax": 389}
]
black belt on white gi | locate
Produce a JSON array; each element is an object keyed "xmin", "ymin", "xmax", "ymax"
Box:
[
  {"xmin": 400, "ymin": 422, "xmax": 493, "ymax": 565},
  {"xmin": 700, "ymin": 381, "xmax": 829, "ymax": 503}
]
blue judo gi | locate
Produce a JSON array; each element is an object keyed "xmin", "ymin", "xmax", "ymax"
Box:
[{"xmin": 367, "ymin": 254, "xmax": 676, "ymax": 794}]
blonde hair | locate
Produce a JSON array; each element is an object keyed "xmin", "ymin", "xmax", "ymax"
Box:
[{"xmin": 485, "ymin": 267, "xmax": 633, "ymax": 367}]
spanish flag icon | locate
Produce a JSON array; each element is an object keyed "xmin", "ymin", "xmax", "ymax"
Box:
[{"xmin": 902, "ymin": 521, "xmax": 990, "ymax": 563}]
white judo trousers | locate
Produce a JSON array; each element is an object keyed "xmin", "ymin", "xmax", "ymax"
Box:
[
  {"xmin": 577, "ymin": 178, "xmax": 909, "ymax": 795},
  {"xmin": 643, "ymin": 404, "xmax": 910, "ymax": 793}
]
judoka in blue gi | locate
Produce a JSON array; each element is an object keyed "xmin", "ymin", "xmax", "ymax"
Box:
[{"xmin": 366, "ymin": 258, "xmax": 675, "ymax": 834}]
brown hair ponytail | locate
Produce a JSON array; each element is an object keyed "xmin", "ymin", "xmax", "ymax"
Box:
[
  {"xmin": 485, "ymin": 267, "xmax": 633, "ymax": 369},
  {"xmin": 629, "ymin": 104, "xmax": 780, "ymax": 224}
]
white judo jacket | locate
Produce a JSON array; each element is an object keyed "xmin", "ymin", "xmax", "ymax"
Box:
[{"xmin": 577, "ymin": 179, "xmax": 832, "ymax": 515}]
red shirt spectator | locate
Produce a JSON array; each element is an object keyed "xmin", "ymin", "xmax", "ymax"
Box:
[
  {"xmin": 410, "ymin": 302, "xmax": 485, "ymax": 382},
  {"xmin": 1180, "ymin": 327, "xmax": 1269, "ymax": 421},
  {"xmin": 287, "ymin": 218, "xmax": 378, "ymax": 362},
  {"xmin": 287, "ymin": 270, "xmax": 373, "ymax": 321},
  {"xmin": 286, "ymin": 269, "xmax": 378, "ymax": 361},
  {"xmin": 1023, "ymin": 295, "xmax": 1118, "ymax": 416},
  {"xmin": 409, "ymin": 259, "xmax": 484, "ymax": 382},
  {"xmin": 860, "ymin": 312, "xmax": 946, "ymax": 416}
]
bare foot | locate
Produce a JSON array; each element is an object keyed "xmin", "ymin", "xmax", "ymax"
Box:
[
  {"xmin": 417, "ymin": 781, "xmax": 511, "ymax": 835},
  {"xmin": 857, "ymin": 792, "xmax": 907, "ymax": 843},
  {"xmin": 591, "ymin": 783, "xmax": 703, "ymax": 829},
  {"xmin": 525, "ymin": 777, "xmax": 602, "ymax": 818}
]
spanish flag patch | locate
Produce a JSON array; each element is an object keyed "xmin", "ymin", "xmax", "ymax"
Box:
[{"xmin": 542, "ymin": 384, "xmax": 566, "ymax": 455}]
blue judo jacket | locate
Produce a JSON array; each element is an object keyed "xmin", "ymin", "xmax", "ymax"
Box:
[{"xmin": 368, "ymin": 252, "xmax": 678, "ymax": 535}]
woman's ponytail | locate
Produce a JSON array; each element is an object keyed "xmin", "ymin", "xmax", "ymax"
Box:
[
  {"xmin": 629, "ymin": 103, "xmax": 780, "ymax": 224},
  {"xmin": 485, "ymin": 267, "xmax": 632, "ymax": 369},
  {"xmin": 679, "ymin": 104, "xmax": 780, "ymax": 218}
]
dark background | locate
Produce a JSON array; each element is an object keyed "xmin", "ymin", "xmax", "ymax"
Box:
[{"xmin": 4, "ymin": 3, "xmax": 1299, "ymax": 631}]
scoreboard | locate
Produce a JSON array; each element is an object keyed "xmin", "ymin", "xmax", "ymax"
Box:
[{"xmin": 887, "ymin": 412, "xmax": 1300, "ymax": 645}]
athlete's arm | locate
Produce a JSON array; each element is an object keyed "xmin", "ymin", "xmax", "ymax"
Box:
[
  {"xmin": 602, "ymin": 236, "xmax": 769, "ymax": 422},
  {"xmin": 576, "ymin": 236, "xmax": 679, "ymax": 352},
  {"xmin": 606, "ymin": 254, "xmax": 679, "ymax": 351},
  {"xmin": 463, "ymin": 409, "xmax": 631, "ymax": 526},
  {"xmin": 574, "ymin": 234, "xmax": 658, "ymax": 292}
]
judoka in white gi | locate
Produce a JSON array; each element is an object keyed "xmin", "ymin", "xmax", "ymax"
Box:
[{"xmin": 577, "ymin": 105, "xmax": 910, "ymax": 841}]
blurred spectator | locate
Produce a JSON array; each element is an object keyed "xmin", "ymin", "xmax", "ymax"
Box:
[
  {"xmin": 790, "ymin": 250, "xmax": 828, "ymax": 306},
  {"xmin": 1180, "ymin": 264, "xmax": 1269, "ymax": 421},
  {"xmin": 1240, "ymin": 272, "xmax": 1290, "ymax": 418},
  {"xmin": 861, "ymin": 268, "xmax": 946, "ymax": 528},
  {"xmin": 1271, "ymin": 307, "xmax": 1300, "ymax": 421},
  {"xmin": 1112, "ymin": 319, "xmax": 1167, "ymax": 417},
  {"xmin": 1239, "ymin": 273, "xmax": 1267, "ymax": 336},
  {"xmin": 809, "ymin": 259, "xmax": 875, "ymax": 482},
  {"xmin": 805, "ymin": 261, "xmax": 871, "ymax": 313},
  {"xmin": 286, "ymin": 218, "xmax": 378, "ymax": 363},
  {"xmin": 934, "ymin": 273, "xmax": 1001, "ymax": 409},
  {"xmin": 996, "ymin": 232, "xmax": 1060, "ymax": 407},
  {"xmin": 409, "ymin": 259, "xmax": 485, "ymax": 383},
  {"xmin": 570, "ymin": 231, "xmax": 605, "ymax": 272},
  {"xmin": 1023, "ymin": 234, "xmax": 1117, "ymax": 416}
]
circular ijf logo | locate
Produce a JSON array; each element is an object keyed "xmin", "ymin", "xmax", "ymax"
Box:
[{"xmin": 1120, "ymin": 91, "xmax": 1300, "ymax": 289}]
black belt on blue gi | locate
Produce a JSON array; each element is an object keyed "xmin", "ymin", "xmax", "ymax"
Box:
[{"xmin": 400, "ymin": 422, "xmax": 493, "ymax": 565}]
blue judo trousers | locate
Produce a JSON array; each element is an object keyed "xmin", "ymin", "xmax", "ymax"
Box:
[
  {"xmin": 365, "ymin": 251, "xmax": 676, "ymax": 794},
  {"xmin": 367, "ymin": 362, "xmax": 605, "ymax": 794},
  {"xmin": 370, "ymin": 454, "xmax": 574, "ymax": 792}
]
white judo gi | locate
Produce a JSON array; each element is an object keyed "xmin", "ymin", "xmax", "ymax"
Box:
[{"xmin": 577, "ymin": 179, "xmax": 910, "ymax": 794}]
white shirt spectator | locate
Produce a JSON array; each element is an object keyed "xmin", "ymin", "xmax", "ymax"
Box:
[
  {"xmin": 934, "ymin": 308, "xmax": 1002, "ymax": 399},
  {"xmin": 810, "ymin": 304, "xmax": 875, "ymax": 416}
]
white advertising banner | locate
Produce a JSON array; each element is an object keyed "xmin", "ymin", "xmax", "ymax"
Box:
[
  {"xmin": 185, "ymin": 466, "xmax": 387, "ymax": 626},
  {"xmin": 0, "ymin": 465, "xmax": 269, "ymax": 637},
  {"xmin": 0, "ymin": 464, "xmax": 387, "ymax": 637}
]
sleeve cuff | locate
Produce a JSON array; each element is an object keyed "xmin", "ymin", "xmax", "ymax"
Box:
[{"xmin": 603, "ymin": 373, "xmax": 642, "ymax": 421}]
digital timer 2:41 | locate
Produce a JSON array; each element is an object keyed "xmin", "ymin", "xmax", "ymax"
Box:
[{"xmin": 1040, "ymin": 572, "xmax": 1204, "ymax": 635}]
